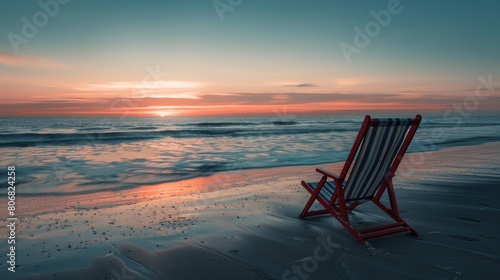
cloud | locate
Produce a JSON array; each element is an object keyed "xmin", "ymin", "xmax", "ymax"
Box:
[
  {"xmin": 283, "ymin": 83, "xmax": 317, "ymax": 88},
  {"xmin": 73, "ymin": 80, "xmax": 203, "ymax": 99},
  {"xmin": 0, "ymin": 52, "xmax": 64, "ymax": 68},
  {"xmin": 75, "ymin": 81, "xmax": 201, "ymax": 91},
  {"xmin": 2, "ymin": 91, "xmax": 499, "ymax": 116}
]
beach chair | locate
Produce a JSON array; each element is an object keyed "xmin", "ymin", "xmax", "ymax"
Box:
[{"xmin": 299, "ymin": 115, "xmax": 422, "ymax": 244}]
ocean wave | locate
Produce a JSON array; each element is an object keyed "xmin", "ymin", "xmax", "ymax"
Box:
[
  {"xmin": 435, "ymin": 135, "xmax": 500, "ymax": 148},
  {"xmin": 181, "ymin": 120, "xmax": 300, "ymax": 127},
  {"xmin": 128, "ymin": 126, "xmax": 159, "ymax": 130},
  {"xmin": 0, "ymin": 127, "xmax": 353, "ymax": 147},
  {"xmin": 77, "ymin": 127, "xmax": 111, "ymax": 131},
  {"xmin": 2, "ymin": 115, "xmax": 500, "ymax": 196},
  {"xmin": 270, "ymin": 121, "xmax": 298, "ymax": 125},
  {"xmin": 422, "ymin": 122, "xmax": 500, "ymax": 128},
  {"xmin": 181, "ymin": 122, "xmax": 259, "ymax": 127},
  {"xmin": 2, "ymin": 116, "xmax": 499, "ymax": 150}
]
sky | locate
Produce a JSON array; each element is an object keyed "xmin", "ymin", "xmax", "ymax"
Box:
[{"xmin": 0, "ymin": 0, "xmax": 499, "ymax": 117}]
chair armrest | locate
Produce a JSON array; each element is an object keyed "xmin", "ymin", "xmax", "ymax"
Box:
[{"xmin": 316, "ymin": 168, "xmax": 342, "ymax": 182}]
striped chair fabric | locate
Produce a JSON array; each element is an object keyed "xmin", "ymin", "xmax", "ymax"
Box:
[
  {"xmin": 305, "ymin": 181, "xmax": 338, "ymax": 202},
  {"xmin": 306, "ymin": 118, "xmax": 412, "ymax": 203},
  {"xmin": 345, "ymin": 118, "xmax": 412, "ymax": 201}
]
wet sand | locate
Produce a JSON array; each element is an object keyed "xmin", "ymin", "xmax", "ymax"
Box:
[{"xmin": 1, "ymin": 142, "xmax": 499, "ymax": 279}]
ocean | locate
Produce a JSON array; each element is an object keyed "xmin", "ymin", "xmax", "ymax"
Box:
[{"xmin": 1, "ymin": 114, "xmax": 499, "ymax": 194}]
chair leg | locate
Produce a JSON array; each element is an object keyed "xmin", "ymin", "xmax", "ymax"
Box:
[
  {"xmin": 301, "ymin": 209, "xmax": 329, "ymax": 217},
  {"xmin": 300, "ymin": 179, "xmax": 367, "ymax": 243},
  {"xmin": 370, "ymin": 181, "xmax": 419, "ymax": 238},
  {"xmin": 346, "ymin": 201, "xmax": 360, "ymax": 211},
  {"xmin": 299, "ymin": 177, "xmax": 327, "ymax": 218},
  {"xmin": 325, "ymin": 209, "xmax": 365, "ymax": 244},
  {"xmin": 299, "ymin": 193, "xmax": 317, "ymax": 218}
]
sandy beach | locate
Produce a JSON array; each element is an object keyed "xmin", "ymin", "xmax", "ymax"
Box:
[{"xmin": 1, "ymin": 142, "xmax": 499, "ymax": 280}]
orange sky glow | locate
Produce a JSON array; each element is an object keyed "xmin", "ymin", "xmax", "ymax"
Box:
[
  {"xmin": 1, "ymin": 1, "xmax": 499, "ymax": 117},
  {"xmin": 1, "ymin": 53, "xmax": 497, "ymax": 117}
]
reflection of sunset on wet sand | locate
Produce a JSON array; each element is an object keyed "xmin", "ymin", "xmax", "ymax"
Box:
[{"xmin": 1, "ymin": 143, "xmax": 499, "ymax": 279}]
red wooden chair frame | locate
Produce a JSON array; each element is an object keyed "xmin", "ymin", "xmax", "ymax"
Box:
[{"xmin": 299, "ymin": 115, "xmax": 422, "ymax": 244}]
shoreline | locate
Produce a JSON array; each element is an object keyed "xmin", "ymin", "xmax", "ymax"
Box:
[
  {"xmin": 3, "ymin": 126, "xmax": 500, "ymax": 195},
  {"xmin": 1, "ymin": 140, "xmax": 497, "ymax": 206},
  {"xmin": 1, "ymin": 141, "xmax": 498, "ymax": 219},
  {"xmin": 1, "ymin": 142, "xmax": 499, "ymax": 279},
  {"xmin": 6, "ymin": 139, "xmax": 500, "ymax": 198}
]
